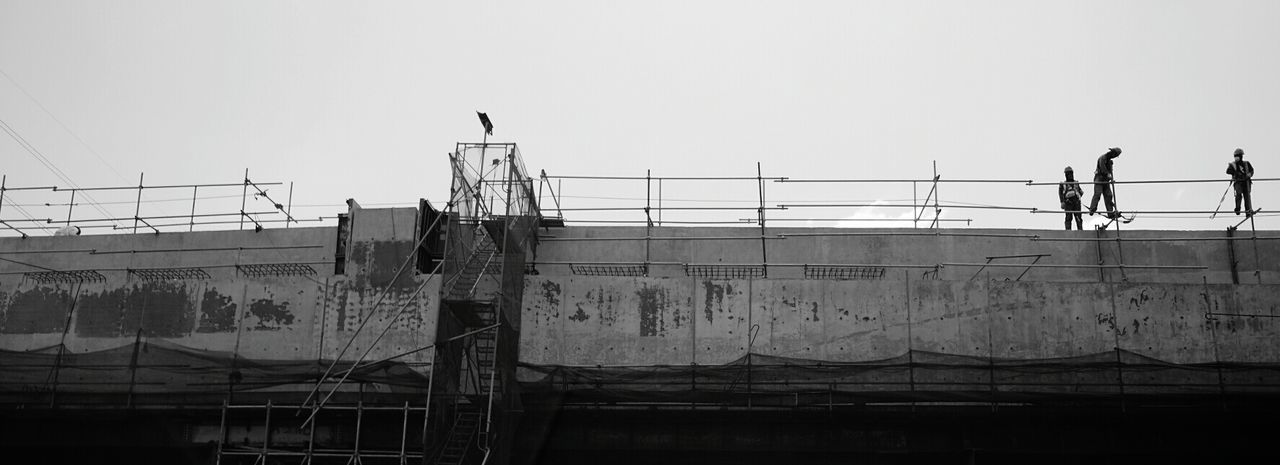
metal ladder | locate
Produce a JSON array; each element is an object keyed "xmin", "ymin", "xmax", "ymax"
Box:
[
  {"xmin": 435, "ymin": 408, "xmax": 482, "ymax": 465},
  {"xmin": 443, "ymin": 224, "xmax": 500, "ymax": 302}
]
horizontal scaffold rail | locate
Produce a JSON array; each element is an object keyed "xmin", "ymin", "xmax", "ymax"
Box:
[
  {"xmin": 778, "ymin": 178, "xmax": 1031, "ymax": 183},
  {"xmin": 532, "ymin": 260, "xmax": 1203, "ymax": 270},
  {"xmin": 538, "ymin": 235, "xmax": 786, "ymax": 241},
  {"xmin": 777, "ymin": 232, "xmax": 1041, "ymax": 238},
  {"xmin": 780, "ymin": 203, "xmax": 1032, "ymax": 211},
  {"xmin": 1031, "ymin": 209, "xmax": 1267, "ymax": 215},
  {"xmin": 1026, "ymin": 177, "xmax": 1280, "ymax": 186},
  {"xmin": 555, "ymin": 206, "xmax": 787, "ymax": 211},
  {"xmin": 1033, "ymin": 236, "xmax": 1280, "ymax": 242},
  {"xmin": 544, "ymin": 175, "xmax": 788, "ymax": 181},
  {"xmin": 941, "ymin": 262, "xmax": 1208, "ymax": 270}
]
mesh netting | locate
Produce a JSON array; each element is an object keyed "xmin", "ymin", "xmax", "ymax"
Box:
[
  {"xmin": 0, "ymin": 339, "xmax": 430, "ymax": 406},
  {"xmin": 518, "ymin": 350, "xmax": 1280, "ymax": 405}
]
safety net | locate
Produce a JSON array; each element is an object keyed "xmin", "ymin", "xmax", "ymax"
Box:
[
  {"xmin": 518, "ymin": 350, "xmax": 1280, "ymax": 406},
  {"xmin": 0, "ymin": 339, "xmax": 431, "ymax": 406}
]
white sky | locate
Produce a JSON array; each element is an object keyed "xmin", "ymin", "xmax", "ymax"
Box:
[{"xmin": 1, "ymin": 0, "xmax": 1277, "ymax": 235}]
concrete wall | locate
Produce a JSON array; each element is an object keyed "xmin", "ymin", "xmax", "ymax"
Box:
[
  {"xmin": 533, "ymin": 226, "xmax": 1280, "ymax": 284},
  {"xmin": 521, "ymin": 275, "xmax": 1280, "ymax": 367},
  {"xmin": 0, "ymin": 206, "xmax": 439, "ymax": 369}
]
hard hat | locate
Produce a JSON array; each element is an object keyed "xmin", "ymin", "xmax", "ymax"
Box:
[
  {"xmin": 1064, "ymin": 166, "xmax": 1073, "ymax": 172},
  {"xmin": 1234, "ymin": 148, "xmax": 1244, "ymax": 156}
]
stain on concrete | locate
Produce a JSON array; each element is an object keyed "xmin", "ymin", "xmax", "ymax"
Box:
[
  {"xmin": 368, "ymin": 240, "xmax": 416, "ymax": 288},
  {"xmin": 198, "ymin": 287, "xmax": 238, "ymax": 333},
  {"xmin": 248, "ymin": 298, "xmax": 294, "ymax": 330},
  {"xmin": 541, "ymin": 281, "xmax": 562, "ymax": 325},
  {"xmin": 585, "ymin": 287, "xmax": 618, "ymax": 325},
  {"xmin": 569, "ymin": 304, "xmax": 590, "ymax": 322},
  {"xmin": 346, "ymin": 240, "xmax": 418, "ymax": 289},
  {"xmin": 120, "ymin": 282, "xmax": 197, "ymax": 337},
  {"xmin": 702, "ymin": 280, "xmax": 729, "ymax": 323},
  {"xmin": 334, "ymin": 283, "xmax": 351, "ymax": 332},
  {"xmin": 637, "ymin": 284, "xmax": 669, "ymax": 337},
  {"xmin": 76, "ymin": 288, "xmax": 128, "ymax": 337},
  {"xmin": 810, "ymin": 302, "xmax": 821, "ymax": 322},
  {"xmin": 1128, "ymin": 289, "xmax": 1151, "ymax": 311},
  {"xmin": 541, "ymin": 281, "xmax": 562, "ymax": 308},
  {"xmin": 349, "ymin": 242, "xmax": 371, "ymax": 288},
  {"xmin": 1, "ymin": 286, "xmax": 72, "ymax": 334}
]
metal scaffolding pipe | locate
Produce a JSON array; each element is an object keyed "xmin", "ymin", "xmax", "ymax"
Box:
[
  {"xmin": 50, "ymin": 181, "xmax": 284, "ymax": 192},
  {"xmin": 555, "ymin": 206, "xmax": 787, "ymax": 211},
  {"xmin": 1034, "ymin": 236, "xmax": 1280, "ymax": 242},
  {"xmin": 538, "ymin": 236, "xmax": 786, "ymax": 241},
  {"xmin": 942, "ymin": 262, "xmax": 1207, "ymax": 270},
  {"xmin": 1031, "ymin": 209, "xmax": 1271, "ymax": 215},
  {"xmin": 1026, "ymin": 177, "xmax": 1280, "ymax": 186},
  {"xmin": 780, "ymin": 203, "xmax": 1032, "ymax": 211},
  {"xmin": 778, "ymin": 232, "xmax": 1039, "ymax": 238},
  {"xmin": 743, "ymin": 217, "xmax": 973, "ymax": 223},
  {"xmin": 544, "ymin": 175, "xmax": 788, "ymax": 181},
  {"xmin": 778, "ymin": 178, "xmax": 1031, "ymax": 184},
  {"xmin": 89, "ymin": 244, "xmax": 325, "ymax": 255},
  {"xmin": 40, "ymin": 210, "xmax": 280, "ymax": 224},
  {"xmin": 561, "ymin": 219, "xmax": 752, "ymax": 224},
  {"xmin": 0, "ymin": 185, "xmax": 57, "ymax": 191}
]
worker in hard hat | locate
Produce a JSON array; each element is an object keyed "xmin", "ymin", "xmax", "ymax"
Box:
[
  {"xmin": 1227, "ymin": 148, "xmax": 1255, "ymax": 216},
  {"xmin": 1088, "ymin": 147, "xmax": 1122, "ymax": 219},
  {"xmin": 1059, "ymin": 166, "xmax": 1084, "ymax": 230}
]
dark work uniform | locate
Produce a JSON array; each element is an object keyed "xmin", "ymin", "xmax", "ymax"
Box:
[
  {"xmin": 1059, "ymin": 177, "xmax": 1084, "ymax": 230},
  {"xmin": 1089, "ymin": 149, "xmax": 1120, "ymax": 217},
  {"xmin": 1227, "ymin": 158, "xmax": 1255, "ymax": 215}
]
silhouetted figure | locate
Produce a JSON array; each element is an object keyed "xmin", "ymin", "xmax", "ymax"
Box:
[
  {"xmin": 1059, "ymin": 166, "xmax": 1084, "ymax": 230},
  {"xmin": 1227, "ymin": 148, "xmax": 1255, "ymax": 216},
  {"xmin": 1088, "ymin": 147, "xmax": 1122, "ymax": 219}
]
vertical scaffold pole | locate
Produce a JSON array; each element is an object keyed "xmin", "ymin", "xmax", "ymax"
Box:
[
  {"xmin": 351, "ymin": 401, "xmax": 364, "ymax": 464},
  {"xmin": 420, "ymin": 347, "xmax": 436, "ymax": 462},
  {"xmin": 262, "ymin": 400, "xmax": 273, "ymax": 463},
  {"xmin": 287, "ymin": 182, "xmax": 294, "ymax": 228},
  {"xmin": 0, "ymin": 175, "xmax": 7, "ymax": 236},
  {"xmin": 645, "ymin": 170, "xmax": 652, "ymax": 267},
  {"xmin": 758, "ymin": 162, "xmax": 767, "ymax": 277},
  {"xmin": 215, "ymin": 400, "xmax": 229, "ymax": 465},
  {"xmin": 66, "ymin": 190, "xmax": 75, "ymax": 226},
  {"xmin": 399, "ymin": 401, "xmax": 410, "ymax": 465},
  {"xmin": 912, "ymin": 181, "xmax": 918, "ymax": 229},
  {"xmin": 133, "ymin": 173, "xmax": 144, "ymax": 234},
  {"xmin": 189, "ymin": 186, "xmax": 198, "ymax": 232},
  {"xmin": 930, "ymin": 161, "xmax": 941, "ymax": 229},
  {"xmin": 239, "ymin": 169, "xmax": 249, "ymax": 231}
]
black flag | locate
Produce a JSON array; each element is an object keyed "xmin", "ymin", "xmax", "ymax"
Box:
[{"xmin": 477, "ymin": 112, "xmax": 493, "ymax": 136}]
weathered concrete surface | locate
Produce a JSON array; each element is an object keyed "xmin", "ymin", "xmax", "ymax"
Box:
[
  {"xmin": 535, "ymin": 226, "xmax": 1280, "ymax": 284},
  {"xmin": 345, "ymin": 204, "xmax": 420, "ymax": 288},
  {"xmin": 0, "ymin": 207, "xmax": 439, "ymax": 369},
  {"xmin": 521, "ymin": 275, "xmax": 1280, "ymax": 366}
]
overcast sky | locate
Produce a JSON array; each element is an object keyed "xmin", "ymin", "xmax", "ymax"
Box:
[{"xmin": 1, "ymin": 0, "xmax": 1277, "ymax": 235}]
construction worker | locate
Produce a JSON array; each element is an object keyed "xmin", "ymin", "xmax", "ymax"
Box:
[
  {"xmin": 1059, "ymin": 166, "xmax": 1084, "ymax": 230},
  {"xmin": 1227, "ymin": 148, "xmax": 1255, "ymax": 216},
  {"xmin": 1088, "ymin": 147, "xmax": 1122, "ymax": 219}
]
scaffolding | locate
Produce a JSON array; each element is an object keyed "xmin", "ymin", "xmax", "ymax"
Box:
[
  {"xmin": 0, "ymin": 171, "xmax": 317, "ymax": 237},
  {"xmin": 528, "ymin": 162, "xmax": 1275, "ymax": 283},
  {"xmin": 432, "ymin": 142, "xmax": 541, "ymax": 465}
]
